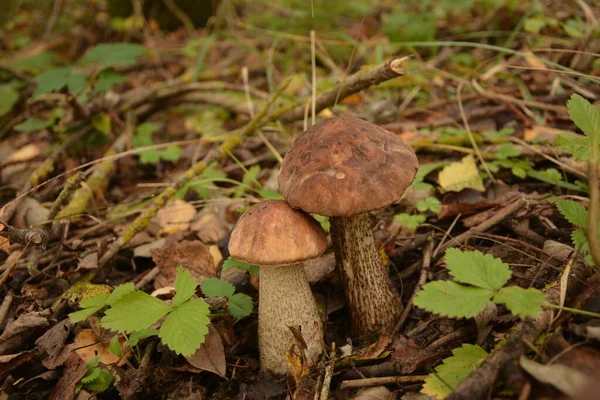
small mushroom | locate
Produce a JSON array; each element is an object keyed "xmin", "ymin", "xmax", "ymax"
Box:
[
  {"xmin": 228, "ymin": 200, "xmax": 328, "ymax": 375},
  {"xmin": 278, "ymin": 116, "xmax": 419, "ymax": 335}
]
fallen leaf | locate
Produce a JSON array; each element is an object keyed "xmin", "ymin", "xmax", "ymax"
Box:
[
  {"xmin": 390, "ymin": 336, "xmax": 436, "ymax": 374},
  {"xmin": 73, "ymin": 329, "xmax": 125, "ymax": 366},
  {"xmin": 0, "ymin": 351, "xmax": 35, "ymax": 381},
  {"xmin": 133, "ymin": 238, "xmax": 166, "ymax": 258},
  {"xmin": 5, "ymin": 143, "xmax": 44, "ymax": 163},
  {"xmin": 520, "ymin": 356, "xmax": 593, "ymax": 398},
  {"xmin": 191, "ymin": 209, "xmax": 228, "ymax": 243},
  {"xmin": 186, "ymin": 324, "xmax": 226, "ymax": 377},
  {"xmin": 35, "ymin": 319, "xmax": 72, "ymax": 369},
  {"xmin": 0, "ymin": 309, "xmax": 51, "ymax": 355},
  {"xmin": 76, "ymin": 252, "xmax": 98, "ymax": 271},
  {"xmin": 155, "ymin": 199, "xmax": 197, "ymax": 235},
  {"xmin": 474, "ymin": 302, "xmax": 497, "ymax": 345},
  {"xmin": 350, "ymin": 386, "xmax": 392, "ymax": 400},
  {"xmin": 151, "ymin": 240, "xmax": 217, "ymax": 289},
  {"xmin": 438, "ymin": 155, "xmax": 485, "ymax": 193},
  {"xmin": 49, "ymin": 353, "xmax": 87, "ymax": 400}
]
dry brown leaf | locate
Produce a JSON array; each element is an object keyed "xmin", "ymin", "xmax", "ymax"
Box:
[
  {"xmin": 191, "ymin": 209, "xmax": 228, "ymax": 243},
  {"xmin": 186, "ymin": 325, "xmax": 226, "ymax": 377},
  {"xmin": 5, "ymin": 143, "xmax": 44, "ymax": 163},
  {"xmin": 520, "ymin": 356, "xmax": 593, "ymax": 398},
  {"xmin": 350, "ymin": 386, "xmax": 392, "ymax": 400},
  {"xmin": 155, "ymin": 199, "xmax": 197, "ymax": 235},
  {"xmin": 49, "ymin": 353, "xmax": 87, "ymax": 400},
  {"xmin": 73, "ymin": 329, "xmax": 125, "ymax": 366},
  {"xmin": 151, "ymin": 240, "xmax": 217, "ymax": 289},
  {"xmin": 0, "ymin": 309, "xmax": 51, "ymax": 355}
]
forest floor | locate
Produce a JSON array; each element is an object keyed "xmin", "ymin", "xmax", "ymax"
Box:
[{"xmin": 1, "ymin": 1, "xmax": 600, "ymax": 399}]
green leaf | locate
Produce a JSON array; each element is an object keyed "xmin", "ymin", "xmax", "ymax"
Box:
[
  {"xmin": 91, "ymin": 113, "xmax": 112, "ymax": 136},
  {"xmin": 80, "ymin": 293, "xmax": 109, "ymax": 309},
  {"xmin": 81, "ymin": 366, "xmax": 101, "ymax": 384},
  {"xmin": 257, "ymin": 188, "xmax": 284, "ymax": 200},
  {"xmin": 173, "ymin": 267, "xmax": 198, "ymax": 308},
  {"xmin": 228, "ymin": 293, "xmax": 254, "ymax": 318},
  {"xmin": 313, "ymin": 214, "xmax": 330, "ymax": 232},
  {"xmin": 7, "ymin": 51, "xmax": 57, "ymax": 72},
  {"xmin": 107, "ymin": 283, "xmax": 135, "ymax": 305},
  {"xmin": 85, "ymin": 368, "xmax": 113, "ymax": 392},
  {"xmin": 158, "ymin": 298, "xmax": 210, "ymax": 356},
  {"xmin": 413, "ymin": 281, "xmax": 493, "ymax": 318},
  {"xmin": 493, "ymin": 286, "xmax": 545, "ymax": 319},
  {"xmin": 13, "ymin": 117, "xmax": 53, "ymax": 132},
  {"xmin": 126, "ymin": 328, "xmax": 159, "ymax": 347},
  {"xmin": 86, "ymin": 355, "xmax": 100, "ymax": 369},
  {"xmin": 33, "ymin": 68, "xmax": 86, "ymax": 96},
  {"xmin": 69, "ymin": 306, "xmax": 104, "ymax": 323},
  {"xmin": 557, "ymin": 200, "xmax": 588, "ymax": 228},
  {"xmin": 567, "ymin": 94, "xmax": 600, "ymax": 144},
  {"xmin": 0, "ymin": 84, "xmax": 20, "ymax": 117},
  {"xmin": 494, "ymin": 143, "xmax": 520, "ymax": 159},
  {"xmin": 482, "ymin": 128, "xmax": 514, "ymax": 142},
  {"xmin": 394, "ymin": 213, "xmax": 426, "ymax": 229},
  {"xmin": 101, "ymin": 291, "xmax": 171, "ymax": 333},
  {"xmin": 221, "ymin": 257, "xmax": 260, "ymax": 276},
  {"xmin": 422, "ymin": 344, "xmax": 488, "ymax": 399},
  {"xmin": 536, "ymin": 168, "xmax": 562, "ymax": 183},
  {"xmin": 524, "ymin": 16, "xmax": 547, "ymax": 34},
  {"xmin": 80, "ymin": 43, "xmax": 146, "ymax": 67},
  {"xmin": 417, "ymin": 197, "xmax": 442, "ymax": 213},
  {"xmin": 572, "ymin": 229, "xmax": 589, "ymax": 253},
  {"xmin": 160, "ymin": 146, "xmax": 183, "ymax": 162},
  {"xmin": 383, "ymin": 11, "xmax": 436, "ymax": 42},
  {"xmin": 201, "ymin": 278, "xmax": 235, "ymax": 298},
  {"xmin": 108, "ymin": 335, "xmax": 123, "ymax": 357},
  {"xmin": 556, "ymin": 134, "xmax": 591, "ymax": 161},
  {"xmin": 96, "ymin": 68, "xmax": 126, "ymax": 92},
  {"xmin": 444, "ymin": 249, "xmax": 512, "ymax": 291}
]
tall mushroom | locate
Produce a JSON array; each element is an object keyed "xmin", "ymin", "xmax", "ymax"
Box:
[
  {"xmin": 228, "ymin": 200, "xmax": 328, "ymax": 376},
  {"xmin": 278, "ymin": 116, "xmax": 419, "ymax": 335}
]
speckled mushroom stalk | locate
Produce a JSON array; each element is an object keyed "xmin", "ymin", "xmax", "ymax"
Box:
[
  {"xmin": 329, "ymin": 214, "xmax": 402, "ymax": 335},
  {"xmin": 228, "ymin": 200, "xmax": 328, "ymax": 376},
  {"xmin": 258, "ymin": 263, "xmax": 322, "ymax": 376},
  {"xmin": 279, "ymin": 116, "xmax": 419, "ymax": 336}
]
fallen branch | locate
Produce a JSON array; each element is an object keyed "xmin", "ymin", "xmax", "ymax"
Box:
[{"xmin": 340, "ymin": 375, "xmax": 428, "ymax": 390}]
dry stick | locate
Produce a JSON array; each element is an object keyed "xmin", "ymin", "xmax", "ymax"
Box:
[
  {"xmin": 339, "ymin": 375, "xmax": 428, "ymax": 390},
  {"xmin": 447, "ymin": 243, "xmax": 592, "ymax": 400},
  {"xmin": 587, "ymin": 132, "xmax": 600, "ymax": 270},
  {"xmin": 392, "ymin": 240, "xmax": 434, "ymax": 334},
  {"xmin": 438, "ymin": 198, "xmax": 529, "ymax": 256},
  {"xmin": 0, "ymin": 294, "xmax": 13, "ymax": 327},
  {"xmin": 319, "ymin": 344, "xmax": 336, "ymax": 400},
  {"xmin": 275, "ymin": 56, "xmax": 409, "ymax": 123}
]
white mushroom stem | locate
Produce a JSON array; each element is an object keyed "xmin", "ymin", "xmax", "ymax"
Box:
[
  {"xmin": 330, "ymin": 213, "xmax": 402, "ymax": 335},
  {"xmin": 258, "ymin": 263, "xmax": 323, "ymax": 375}
]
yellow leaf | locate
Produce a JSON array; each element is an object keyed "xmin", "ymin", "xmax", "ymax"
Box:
[{"xmin": 438, "ymin": 155, "xmax": 485, "ymax": 193}]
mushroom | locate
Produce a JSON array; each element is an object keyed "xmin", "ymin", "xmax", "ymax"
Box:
[
  {"xmin": 228, "ymin": 200, "xmax": 328, "ymax": 375},
  {"xmin": 278, "ymin": 116, "xmax": 419, "ymax": 335}
]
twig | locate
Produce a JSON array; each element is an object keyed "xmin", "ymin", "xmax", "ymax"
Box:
[
  {"xmin": 447, "ymin": 241, "xmax": 591, "ymax": 400},
  {"xmin": 438, "ymin": 198, "xmax": 529, "ymax": 255},
  {"xmin": 161, "ymin": 0, "xmax": 195, "ymax": 34},
  {"xmin": 392, "ymin": 240, "xmax": 434, "ymax": 334},
  {"xmin": 43, "ymin": 0, "xmax": 64, "ymax": 38},
  {"xmin": 319, "ymin": 344, "xmax": 336, "ymax": 400},
  {"xmin": 310, "ymin": 30, "xmax": 317, "ymax": 126},
  {"xmin": 0, "ymin": 294, "xmax": 13, "ymax": 327},
  {"xmin": 339, "ymin": 375, "xmax": 428, "ymax": 390},
  {"xmin": 0, "ymin": 222, "xmax": 45, "ymax": 247},
  {"xmin": 274, "ymin": 56, "xmax": 409, "ymax": 122},
  {"xmin": 135, "ymin": 266, "xmax": 160, "ymax": 289},
  {"xmin": 587, "ymin": 130, "xmax": 600, "ymax": 269}
]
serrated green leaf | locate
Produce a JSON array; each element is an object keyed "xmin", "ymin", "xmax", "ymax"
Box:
[
  {"xmin": 438, "ymin": 155, "xmax": 485, "ymax": 193},
  {"xmin": 444, "ymin": 249, "xmax": 511, "ymax": 291},
  {"xmin": 81, "ymin": 367, "xmax": 101, "ymax": 384},
  {"xmin": 557, "ymin": 200, "xmax": 589, "ymax": 228},
  {"xmin": 101, "ymin": 291, "xmax": 171, "ymax": 333},
  {"xmin": 394, "ymin": 213, "xmax": 426, "ymax": 229},
  {"xmin": 13, "ymin": 117, "xmax": 53, "ymax": 132},
  {"xmin": 158, "ymin": 298, "xmax": 210, "ymax": 356},
  {"xmin": 221, "ymin": 257, "xmax": 260, "ymax": 276},
  {"xmin": 228, "ymin": 293, "xmax": 254, "ymax": 318},
  {"xmin": 422, "ymin": 344, "xmax": 488, "ymax": 399},
  {"xmin": 495, "ymin": 143, "xmax": 520, "ymax": 159},
  {"xmin": 85, "ymin": 368, "xmax": 112, "ymax": 392},
  {"xmin": 567, "ymin": 94, "xmax": 600, "ymax": 143},
  {"xmin": 86, "ymin": 355, "xmax": 100, "ymax": 369},
  {"xmin": 417, "ymin": 197, "xmax": 442, "ymax": 213},
  {"xmin": 69, "ymin": 306, "xmax": 103, "ymax": 323},
  {"xmin": 414, "ymin": 281, "xmax": 493, "ymax": 318},
  {"xmin": 201, "ymin": 278, "xmax": 235, "ymax": 298},
  {"xmin": 95, "ymin": 68, "xmax": 126, "ymax": 92},
  {"xmin": 493, "ymin": 286, "xmax": 545, "ymax": 319},
  {"xmin": 107, "ymin": 283, "xmax": 135, "ymax": 305},
  {"xmin": 556, "ymin": 134, "xmax": 591, "ymax": 161},
  {"xmin": 33, "ymin": 68, "xmax": 86, "ymax": 96},
  {"xmin": 7, "ymin": 51, "xmax": 57, "ymax": 72},
  {"xmin": 173, "ymin": 267, "xmax": 198, "ymax": 307},
  {"xmin": 572, "ymin": 229, "xmax": 589, "ymax": 253},
  {"xmin": 536, "ymin": 168, "xmax": 562, "ymax": 183},
  {"xmin": 0, "ymin": 84, "xmax": 20, "ymax": 117},
  {"xmin": 126, "ymin": 328, "xmax": 159, "ymax": 347},
  {"xmin": 80, "ymin": 293, "xmax": 109, "ymax": 309},
  {"xmin": 80, "ymin": 43, "xmax": 146, "ymax": 67},
  {"xmin": 108, "ymin": 335, "xmax": 123, "ymax": 357},
  {"xmin": 160, "ymin": 146, "xmax": 182, "ymax": 162}
]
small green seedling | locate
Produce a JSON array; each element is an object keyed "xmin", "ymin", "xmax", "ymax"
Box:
[
  {"xmin": 557, "ymin": 200, "xmax": 600, "ymax": 265},
  {"xmin": 75, "ymin": 356, "xmax": 113, "ymax": 394}
]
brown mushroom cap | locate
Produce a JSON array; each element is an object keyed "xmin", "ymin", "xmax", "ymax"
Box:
[
  {"xmin": 228, "ymin": 200, "xmax": 328, "ymax": 267},
  {"xmin": 278, "ymin": 116, "xmax": 419, "ymax": 217}
]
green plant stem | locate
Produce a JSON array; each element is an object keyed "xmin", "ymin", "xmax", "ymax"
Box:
[
  {"xmin": 544, "ymin": 303, "xmax": 600, "ymax": 318},
  {"xmin": 588, "ymin": 134, "xmax": 600, "ymax": 270}
]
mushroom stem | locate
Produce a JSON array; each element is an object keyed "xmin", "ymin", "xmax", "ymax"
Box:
[
  {"xmin": 330, "ymin": 213, "xmax": 402, "ymax": 335},
  {"xmin": 258, "ymin": 263, "xmax": 323, "ymax": 375}
]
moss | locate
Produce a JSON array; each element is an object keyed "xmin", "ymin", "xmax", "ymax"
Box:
[{"xmin": 29, "ymin": 158, "xmax": 54, "ymax": 186}]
